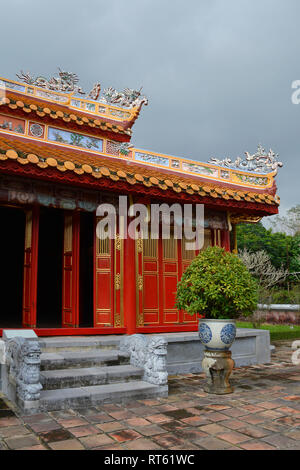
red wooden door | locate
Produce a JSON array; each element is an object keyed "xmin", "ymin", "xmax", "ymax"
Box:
[
  {"xmin": 141, "ymin": 238, "xmax": 159, "ymax": 326},
  {"xmin": 179, "ymin": 235, "xmax": 197, "ymax": 324},
  {"xmin": 136, "ymin": 229, "xmax": 214, "ymax": 329},
  {"xmin": 94, "ymin": 217, "xmax": 114, "ymax": 327},
  {"xmin": 22, "ymin": 207, "xmax": 39, "ymax": 328},
  {"xmin": 62, "ymin": 212, "xmax": 80, "ymax": 327},
  {"xmin": 161, "ymin": 236, "xmax": 179, "ymax": 324}
]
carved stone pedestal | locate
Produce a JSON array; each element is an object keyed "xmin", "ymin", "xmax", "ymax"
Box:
[{"xmin": 202, "ymin": 350, "xmax": 235, "ymax": 394}]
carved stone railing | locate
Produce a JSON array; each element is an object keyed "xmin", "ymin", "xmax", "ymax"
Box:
[
  {"xmin": 119, "ymin": 334, "xmax": 168, "ymax": 387},
  {"xmin": 2, "ymin": 337, "xmax": 42, "ymax": 412}
]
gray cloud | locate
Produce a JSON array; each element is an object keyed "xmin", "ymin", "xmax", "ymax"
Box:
[{"xmin": 1, "ymin": 0, "xmax": 299, "ymax": 218}]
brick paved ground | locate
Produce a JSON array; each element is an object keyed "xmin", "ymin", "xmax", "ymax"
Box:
[{"xmin": 0, "ymin": 340, "xmax": 299, "ymax": 450}]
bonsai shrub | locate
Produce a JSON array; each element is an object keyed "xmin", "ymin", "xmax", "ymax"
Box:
[{"xmin": 176, "ymin": 246, "xmax": 258, "ymax": 319}]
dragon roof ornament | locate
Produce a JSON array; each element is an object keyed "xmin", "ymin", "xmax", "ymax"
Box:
[
  {"xmin": 209, "ymin": 144, "xmax": 283, "ymax": 175},
  {"xmin": 100, "ymin": 86, "xmax": 148, "ymax": 109},
  {"xmin": 16, "ymin": 69, "xmax": 148, "ymax": 108}
]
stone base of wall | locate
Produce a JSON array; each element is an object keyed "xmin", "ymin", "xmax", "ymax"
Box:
[{"xmin": 163, "ymin": 328, "xmax": 271, "ymax": 375}]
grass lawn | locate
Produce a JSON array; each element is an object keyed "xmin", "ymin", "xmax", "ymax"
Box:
[{"xmin": 237, "ymin": 322, "xmax": 300, "ymax": 341}]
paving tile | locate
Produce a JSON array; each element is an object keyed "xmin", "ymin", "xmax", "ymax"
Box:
[
  {"xmin": 28, "ymin": 421, "xmax": 62, "ymax": 433},
  {"xmin": 240, "ymin": 440, "xmax": 277, "ymax": 450},
  {"xmin": 258, "ymin": 410, "xmax": 284, "ymax": 419},
  {"xmin": 153, "ymin": 433, "xmax": 186, "ymax": 448},
  {"xmin": 39, "ymin": 429, "xmax": 74, "ymax": 443},
  {"xmin": 23, "ymin": 413, "xmax": 52, "ymax": 424},
  {"xmin": 110, "ymin": 429, "xmax": 142, "ymax": 442},
  {"xmin": 206, "ymin": 404, "xmax": 231, "ymax": 411},
  {"xmin": 85, "ymin": 412, "xmax": 114, "ymax": 424},
  {"xmin": 181, "ymin": 416, "xmax": 210, "ymax": 426},
  {"xmin": 160, "ymin": 420, "xmax": 189, "ymax": 432},
  {"xmin": 124, "ymin": 417, "xmax": 151, "ymax": 427},
  {"xmin": 241, "ymin": 414, "xmax": 267, "ymax": 425},
  {"xmin": 133, "ymin": 424, "xmax": 166, "ymax": 436},
  {"xmin": 221, "ymin": 419, "xmax": 246, "ymax": 430},
  {"xmin": 68, "ymin": 425, "xmax": 100, "ymax": 438},
  {"xmin": 204, "ymin": 411, "xmax": 230, "ymax": 422},
  {"xmin": 138, "ymin": 399, "xmax": 161, "ymax": 406},
  {"xmin": 0, "ymin": 425, "xmax": 31, "ymax": 438},
  {"xmin": 199, "ymin": 423, "xmax": 229, "ymax": 435},
  {"xmin": 262, "ymin": 433, "xmax": 300, "ymax": 449},
  {"xmin": 237, "ymin": 425, "xmax": 270, "ymax": 439},
  {"xmin": 80, "ymin": 434, "xmax": 115, "ymax": 448},
  {"xmin": 145, "ymin": 414, "xmax": 173, "ymax": 424},
  {"xmin": 0, "ymin": 417, "xmax": 22, "ymax": 427},
  {"xmin": 108, "ymin": 410, "xmax": 135, "ymax": 420},
  {"xmin": 194, "ymin": 436, "xmax": 232, "ymax": 450},
  {"xmin": 178, "ymin": 428, "xmax": 208, "ymax": 441},
  {"xmin": 284, "ymin": 430, "xmax": 300, "ymax": 441},
  {"xmin": 217, "ymin": 431, "xmax": 251, "ymax": 445},
  {"xmin": 56, "ymin": 418, "xmax": 89, "ymax": 428},
  {"xmin": 96, "ymin": 421, "xmax": 126, "ymax": 433},
  {"xmin": 19, "ymin": 445, "xmax": 47, "ymax": 450},
  {"xmin": 5, "ymin": 435, "xmax": 41, "ymax": 450},
  {"xmin": 124, "ymin": 438, "xmax": 162, "ymax": 450},
  {"xmin": 221, "ymin": 408, "xmax": 250, "ymax": 418},
  {"xmin": 163, "ymin": 409, "xmax": 194, "ymax": 420},
  {"xmin": 49, "ymin": 439, "xmax": 85, "ymax": 450}
]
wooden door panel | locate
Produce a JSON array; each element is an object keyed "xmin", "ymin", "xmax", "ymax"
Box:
[
  {"xmin": 94, "ymin": 227, "xmax": 114, "ymax": 327},
  {"xmin": 62, "ymin": 212, "xmax": 79, "ymax": 327},
  {"xmin": 22, "ymin": 208, "xmax": 39, "ymax": 328}
]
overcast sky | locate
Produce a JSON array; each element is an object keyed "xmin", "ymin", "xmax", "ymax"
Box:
[{"xmin": 2, "ymin": 0, "xmax": 300, "ymax": 221}]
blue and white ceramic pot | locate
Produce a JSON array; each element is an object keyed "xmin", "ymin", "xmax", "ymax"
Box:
[{"xmin": 198, "ymin": 319, "xmax": 236, "ymax": 351}]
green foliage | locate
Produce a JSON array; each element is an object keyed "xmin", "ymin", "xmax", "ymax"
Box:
[
  {"xmin": 175, "ymin": 246, "xmax": 258, "ymax": 319},
  {"xmin": 237, "ymin": 222, "xmax": 300, "ymax": 273},
  {"xmin": 237, "ymin": 322, "xmax": 300, "ymax": 341},
  {"xmin": 271, "ymin": 286, "xmax": 300, "ymax": 304}
]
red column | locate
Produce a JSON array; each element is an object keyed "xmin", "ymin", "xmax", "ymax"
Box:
[
  {"xmin": 221, "ymin": 229, "xmax": 231, "ymax": 252},
  {"xmin": 123, "ymin": 234, "xmax": 137, "ymax": 335}
]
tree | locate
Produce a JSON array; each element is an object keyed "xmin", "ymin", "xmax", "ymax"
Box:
[
  {"xmin": 270, "ymin": 205, "xmax": 300, "ymax": 236},
  {"xmin": 237, "ymin": 222, "xmax": 300, "ymax": 273},
  {"xmin": 238, "ymin": 248, "xmax": 288, "ymax": 302}
]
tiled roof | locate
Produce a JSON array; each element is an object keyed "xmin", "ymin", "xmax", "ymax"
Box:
[{"xmin": 0, "ymin": 135, "xmax": 279, "ymax": 208}]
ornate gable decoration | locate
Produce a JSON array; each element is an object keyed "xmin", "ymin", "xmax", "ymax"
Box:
[
  {"xmin": 209, "ymin": 144, "xmax": 283, "ymax": 175},
  {"xmin": 16, "ymin": 69, "xmax": 148, "ymax": 109}
]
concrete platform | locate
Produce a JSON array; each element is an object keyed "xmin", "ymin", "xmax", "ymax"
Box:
[{"xmin": 39, "ymin": 327, "xmax": 271, "ymax": 374}]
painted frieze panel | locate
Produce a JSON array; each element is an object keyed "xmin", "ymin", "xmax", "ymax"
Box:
[
  {"xmin": 181, "ymin": 162, "xmax": 219, "ymax": 177},
  {"xmin": 135, "ymin": 152, "xmax": 170, "ymax": 167},
  {"xmin": 48, "ymin": 127, "xmax": 103, "ymax": 152},
  {"xmin": 0, "ymin": 114, "xmax": 25, "ymax": 134},
  {"xmin": 232, "ymin": 172, "xmax": 269, "ymax": 187}
]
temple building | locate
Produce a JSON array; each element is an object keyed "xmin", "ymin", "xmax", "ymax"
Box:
[{"xmin": 0, "ymin": 70, "xmax": 281, "ymax": 336}]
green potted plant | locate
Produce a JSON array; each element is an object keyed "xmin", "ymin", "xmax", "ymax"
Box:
[{"xmin": 176, "ymin": 246, "xmax": 258, "ymax": 351}]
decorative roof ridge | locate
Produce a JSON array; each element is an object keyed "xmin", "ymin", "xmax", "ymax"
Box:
[
  {"xmin": 209, "ymin": 144, "xmax": 283, "ymax": 176},
  {"xmin": 0, "ymin": 141, "xmax": 280, "ymax": 208},
  {"xmin": 0, "ymin": 94, "xmax": 132, "ymax": 136}
]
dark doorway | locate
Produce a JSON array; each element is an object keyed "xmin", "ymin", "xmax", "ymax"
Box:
[
  {"xmin": 79, "ymin": 212, "xmax": 94, "ymax": 327},
  {"xmin": 37, "ymin": 207, "xmax": 64, "ymax": 327},
  {"xmin": 0, "ymin": 206, "xmax": 25, "ymax": 328}
]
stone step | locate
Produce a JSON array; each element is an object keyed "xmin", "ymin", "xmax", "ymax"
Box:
[
  {"xmin": 40, "ymin": 364, "xmax": 144, "ymax": 389},
  {"xmin": 39, "ymin": 336, "xmax": 121, "ymax": 353},
  {"xmin": 39, "ymin": 381, "xmax": 168, "ymax": 411},
  {"xmin": 40, "ymin": 349, "xmax": 129, "ymax": 370}
]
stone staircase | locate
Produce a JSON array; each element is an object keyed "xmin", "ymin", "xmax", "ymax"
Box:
[{"xmin": 38, "ymin": 336, "xmax": 168, "ymax": 411}]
